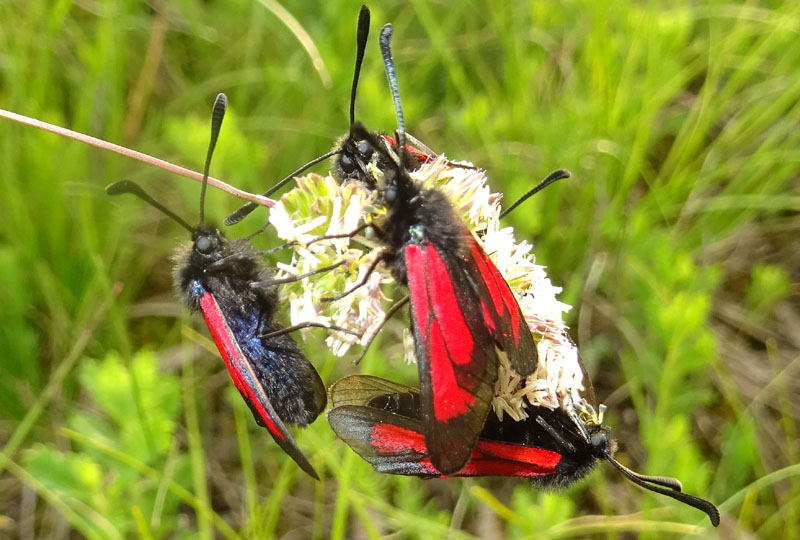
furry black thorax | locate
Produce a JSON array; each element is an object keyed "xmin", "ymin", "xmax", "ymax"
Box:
[
  {"xmin": 369, "ymin": 160, "xmax": 469, "ymax": 285},
  {"xmin": 173, "ymin": 224, "xmax": 276, "ymax": 313}
]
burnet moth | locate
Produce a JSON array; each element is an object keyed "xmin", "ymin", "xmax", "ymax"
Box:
[
  {"xmin": 224, "ymin": 5, "xmax": 435, "ymax": 227},
  {"xmin": 323, "ymin": 24, "xmax": 567, "ymax": 475},
  {"xmin": 327, "ymin": 375, "xmax": 721, "ymax": 527},
  {"xmin": 106, "ymin": 93, "xmax": 326, "ymax": 479}
]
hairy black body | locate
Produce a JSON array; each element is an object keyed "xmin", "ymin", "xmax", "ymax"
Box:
[
  {"xmin": 107, "ymin": 93, "xmax": 326, "ymax": 479},
  {"xmin": 174, "ymin": 225, "xmax": 326, "ymax": 427}
]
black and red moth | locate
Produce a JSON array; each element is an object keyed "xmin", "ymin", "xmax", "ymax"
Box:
[
  {"xmin": 106, "ymin": 93, "xmax": 325, "ymax": 479},
  {"xmin": 328, "ymin": 375, "xmax": 721, "ymax": 526}
]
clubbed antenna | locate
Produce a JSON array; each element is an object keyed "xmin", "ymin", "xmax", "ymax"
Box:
[
  {"xmin": 198, "ymin": 92, "xmax": 228, "ymax": 225},
  {"xmin": 108, "ymin": 93, "xmax": 228, "ymax": 231},
  {"xmin": 379, "ymin": 24, "xmax": 406, "ymax": 159},
  {"xmin": 350, "ymin": 5, "xmax": 371, "ymax": 128},
  {"xmin": 604, "ymin": 453, "xmax": 721, "ymax": 526},
  {"xmin": 224, "ymin": 7, "xmax": 371, "ymax": 227},
  {"xmin": 106, "ymin": 180, "xmax": 193, "ymax": 232},
  {"xmin": 499, "ymin": 169, "xmax": 570, "ymax": 220}
]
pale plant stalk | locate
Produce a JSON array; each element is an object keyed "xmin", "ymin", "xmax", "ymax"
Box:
[{"xmin": 0, "ymin": 108, "xmax": 274, "ymax": 208}]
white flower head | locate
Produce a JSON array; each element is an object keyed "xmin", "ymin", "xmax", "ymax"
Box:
[{"xmin": 269, "ymin": 173, "xmax": 385, "ymax": 356}]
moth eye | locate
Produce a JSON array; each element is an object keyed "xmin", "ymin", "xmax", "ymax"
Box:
[
  {"xmin": 385, "ymin": 184, "xmax": 397, "ymax": 203},
  {"xmin": 196, "ymin": 236, "xmax": 214, "ymax": 254},
  {"xmin": 339, "ymin": 153, "xmax": 355, "ymax": 174},
  {"xmin": 356, "ymin": 139, "xmax": 370, "ymax": 156},
  {"xmin": 590, "ymin": 430, "xmax": 608, "ymax": 453}
]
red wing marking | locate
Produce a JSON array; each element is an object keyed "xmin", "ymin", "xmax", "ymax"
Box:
[
  {"xmin": 200, "ymin": 293, "xmax": 286, "ymax": 439},
  {"xmin": 467, "ymin": 235, "xmax": 521, "ymax": 344},
  {"xmin": 383, "ymin": 135, "xmax": 433, "ymax": 163},
  {"xmin": 200, "ymin": 292, "xmax": 319, "ymax": 479},
  {"xmin": 408, "ymin": 244, "xmax": 474, "ymax": 365},
  {"xmin": 428, "ymin": 318, "xmax": 474, "ymax": 420},
  {"xmin": 480, "ymin": 300, "xmax": 495, "ymax": 333},
  {"xmin": 328, "ymin": 405, "xmax": 441, "ymax": 476},
  {"xmin": 406, "ymin": 243, "xmax": 477, "ymax": 422},
  {"xmin": 476, "ymin": 440, "xmax": 561, "ymax": 469},
  {"xmin": 456, "ymin": 459, "xmax": 558, "ymax": 477},
  {"xmin": 370, "ymin": 423, "xmax": 427, "ymax": 454},
  {"xmin": 364, "ymin": 411, "xmax": 561, "ymax": 478},
  {"xmin": 464, "ymin": 232, "xmax": 537, "ymax": 377},
  {"xmin": 406, "ymin": 245, "xmax": 431, "ymax": 341}
]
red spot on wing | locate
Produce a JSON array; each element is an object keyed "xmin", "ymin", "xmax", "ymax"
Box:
[
  {"xmin": 467, "ymin": 234, "xmax": 522, "ymax": 345},
  {"xmin": 456, "ymin": 459, "xmax": 558, "ymax": 477},
  {"xmin": 371, "ymin": 423, "xmax": 428, "ymax": 454},
  {"xmin": 429, "ymin": 318, "xmax": 475, "ymax": 420},
  {"xmin": 415, "ymin": 459, "xmax": 441, "ymax": 474},
  {"xmin": 368, "ymin": 418, "xmax": 561, "ymax": 477},
  {"xmin": 407, "ymin": 245, "xmax": 430, "ymax": 343},
  {"xmin": 480, "ymin": 300, "xmax": 495, "ymax": 333},
  {"xmin": 476, "ymin": 440, "xmax": 561, "ymax": 469},
  {"xmin": 406, "ymin": 243, "xmax": 477, "ymax": 422},
  {"xmin": 420, "ymin": 245, "xmax": 474, "ymax": 365},
  {"xmin": 199, "ymin": 292, "xmax": 286, "ymax": 441},
  {"xmin": 383, "ymin": 135, "xmax": 433, "ymax": 163}
]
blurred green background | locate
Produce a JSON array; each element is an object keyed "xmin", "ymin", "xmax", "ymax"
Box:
[{"xmin": 1, "ymin": 1, "xmax": 798, "ymax": 538}]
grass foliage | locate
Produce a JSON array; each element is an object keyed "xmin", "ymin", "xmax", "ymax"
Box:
[{"xmin": 1, "ymin": 0, "xmax": 798, "ymax": 538}]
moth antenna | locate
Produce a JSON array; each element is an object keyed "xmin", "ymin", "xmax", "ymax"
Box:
[
  {"xmin": 224, "ymin": 6, "xmax": 371, "ymax": 227},
  {"xmin": 566, "ymin": 402, "xmax": 591, "ymax": 442},
  {"xmin": 223, "ymin": 148, "xmax": 340, "ymax": 226},
  {"xmin": 499, "ymin": 168, "xmax": 571, "ymax": 220},
  {"xmin": 350, "ymin": 5, "xmax": 371, "ymax": 128},
  {"xmin": 605, "ymin": 455, "xmax": 721, "ymax": 527},
  {"xmin": 379, "ymin": 24, "xmax": 406, "ymax": 162},
  {"xmin": 534, "ymin": 415, "xmax": 576, "ymax": 454},
  {"xmin": 198, "ymin": 92, "xmax": 228, "ymax": 225},
  {"xmin": 611, "ymin": 463, "xmax": 684, "ymax": 492},
  {"xmin": 106, "ymin": 180, "xmax": 193, "ymax": 233}
]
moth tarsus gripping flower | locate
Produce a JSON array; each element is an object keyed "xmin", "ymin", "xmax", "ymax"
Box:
[
  {"xmin": 106, "ymin": 93, "xmax": 325, "ymax": 480},
  {"xmin": 327, "ymin": 375, "xmax": 721, "ymax": 527}
]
